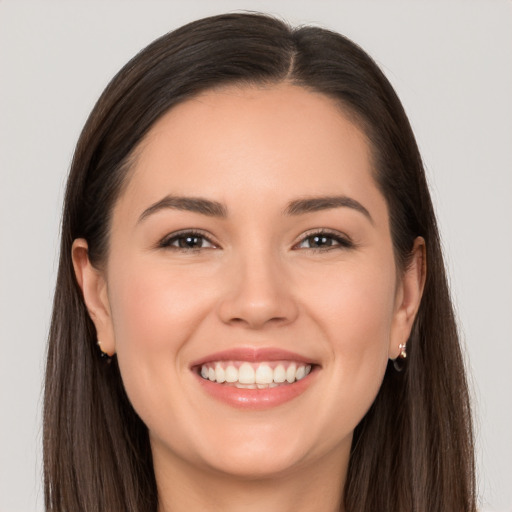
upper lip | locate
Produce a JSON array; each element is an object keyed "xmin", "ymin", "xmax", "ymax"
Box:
[{"xmin": 190, "ymin": 347, "xmax": 319, "ymax": 368}]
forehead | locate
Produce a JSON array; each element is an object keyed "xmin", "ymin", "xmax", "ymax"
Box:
[
  {"xmin": 141, "ymin": 83, "xmax": 370, "ymax": 164},
  {"xmin": 116, "ymin": 83, "xmax": 384, "ymax": 221}
]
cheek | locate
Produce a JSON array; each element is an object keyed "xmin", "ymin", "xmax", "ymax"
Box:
[
  {"xmin": 109, "ymin": 256, "xmax": 216, "ymax": 345},
  {"xmin": 105, "ymin": 259, "xmax": 224, "ymax": 448},
  {"xmin": 333, "ymin": 267, "xmax": 395, "ymax": 369},
  {"xmin": 302, "ymin": 255, "xmax": 397, "ymax": 348},
  {"xmin": 300, "ymin": 259, "xmax": 396, "ymax": 428},
  {"xmin": 107, "ymin": 259, "xmax": 218, "ymax": 394}
]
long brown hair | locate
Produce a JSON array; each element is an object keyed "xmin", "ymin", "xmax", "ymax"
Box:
[{"xmin": 44, "ymin": 12, "xmax": 476, "ymax": 511}]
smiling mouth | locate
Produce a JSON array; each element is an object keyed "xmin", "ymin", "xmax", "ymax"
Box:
[{"xmin": 197, "ymin": 361, "xmax": 313, "ymax": 389}]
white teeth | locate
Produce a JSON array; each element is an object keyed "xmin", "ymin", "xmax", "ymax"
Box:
[
  {"xmin": 225, "ymin": 365, "xmax": 238, "ymax": 383},
  {"xmin": 286, "ymin": 363, "xmax": 297, "ymax": 383},
  {"xmin": 238, "ymin": 363, "xmax": 255, "ymax": 384},
  {"xmin": 200, "ymin": 361, "xmax": 313, "ymax": 386},
  {"xmin": 255, "ymin": 364, "xmax": 274, "ymax": 384},
  {"xmin": 295, "ymin": 366, "xmax": 305, "ymax": 381},
  {"xmin": 215, "ymin": 364, "xmax": 226, "ymax": 383},
  {"xmin": 273, "ymin": 364, "xmax": 286, "ymax": 383},
  {"xmin": 235, "ymin": 383, "xmax": 257, "ymax": 389}
]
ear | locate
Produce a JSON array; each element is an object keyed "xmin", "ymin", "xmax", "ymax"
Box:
[
  {"xmin": 72, "ymin": 239, "xmax": 116, "ymax": 356},
  {"xmin": 389, "ymin": 237, "xmax": 426, "ymax": 359}
]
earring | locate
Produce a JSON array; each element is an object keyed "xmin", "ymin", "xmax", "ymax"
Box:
[
  {"xmin": 393, "ymin": 343, "xmax": 407, "ymax": 372},
  {"xmin": 97, "ymin": 340, "xmax": 112, "ymax": 363}
]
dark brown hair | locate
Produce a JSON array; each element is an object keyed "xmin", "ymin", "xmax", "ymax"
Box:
[{"xmin": 44, "ymin": 12, "xmax": 476, "ymax": 511}]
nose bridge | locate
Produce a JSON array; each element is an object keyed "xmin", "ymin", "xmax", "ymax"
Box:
[{"xmin": 218, "ymin": 240, "xmax": 297, "ymax": 328}]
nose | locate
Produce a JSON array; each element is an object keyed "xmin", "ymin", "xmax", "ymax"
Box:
[{"xmin": 217, "ymin": 249, "xmax": 299, "ymax": 329}]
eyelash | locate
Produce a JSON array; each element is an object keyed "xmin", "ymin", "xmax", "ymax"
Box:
[{"xmin": 159, "ymin": 229, "xmax": 354, "ymax": 252}]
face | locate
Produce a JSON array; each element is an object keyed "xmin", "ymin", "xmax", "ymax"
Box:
[{"xmin": 75, "ymin": 83, "xmax": 423, "ymax": 482}]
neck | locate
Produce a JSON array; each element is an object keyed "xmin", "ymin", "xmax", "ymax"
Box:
[{"xmin": 154, "ymin": 443, "xmax": 349, "ymax": 512}]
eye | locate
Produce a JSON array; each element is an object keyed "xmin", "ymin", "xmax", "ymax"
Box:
[
  {"xmin": 295, "ymin": 231, "xmax": 353, "ymax": 251},
  {"xmin": 160, "ymin": 230, "xmax": 217, "ymax": 250}
]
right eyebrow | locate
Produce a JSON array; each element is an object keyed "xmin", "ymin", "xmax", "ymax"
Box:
[
  {"xmin": 137, "ymin": 195, "xmax": 228, "ymax": 223},
  {"xmin": 285, "ymin": 195, "xmax": 373, "ymax": 224}
]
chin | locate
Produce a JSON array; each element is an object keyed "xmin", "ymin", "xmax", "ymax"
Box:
[
  {"xmin": 190, "ymin": 422, "xmax": 331, "ymax": 480},
  {"xmin": 204, "ymin": 447, "xmax": 307, "ymax": 480}
]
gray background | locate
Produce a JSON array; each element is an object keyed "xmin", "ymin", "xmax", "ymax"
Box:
[{"xmin": 1, "ymin": 1, "xmax": 511, "ymax": 511}]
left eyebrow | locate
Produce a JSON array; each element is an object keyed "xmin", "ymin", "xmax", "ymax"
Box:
[
  {"xmin": 285, "ymin": 195, "xmax": 373, "ymax": 224},
  {"xmin": 137, "ymin": 195, "xmax": 227, "ymax": 223}
]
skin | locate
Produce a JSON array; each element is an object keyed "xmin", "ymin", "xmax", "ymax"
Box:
[{"xmin": 73, "ymin": 83, "xmax": 425, "ymax": 512}]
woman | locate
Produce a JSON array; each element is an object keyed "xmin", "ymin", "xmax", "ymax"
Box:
[{"xmin": 43, "ymin": 12, "xmax": 476, "ymax": 512}]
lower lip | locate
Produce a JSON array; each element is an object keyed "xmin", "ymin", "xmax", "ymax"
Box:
[{"xmin": 194, "ymin": 370, "xmax": 317, "ymax": 410}]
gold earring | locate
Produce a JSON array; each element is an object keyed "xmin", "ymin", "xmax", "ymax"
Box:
[
  {"xmin": 97, "ymin": 340, "xmax": 112, "ymax": 363},
  {"xmin": 393, "ymin": 343, "xmax": 407, "ymax": 372}
]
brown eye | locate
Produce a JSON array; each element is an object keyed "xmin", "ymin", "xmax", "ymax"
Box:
[
  {"xmin": 304, "ymin": 235, "xmax": 335, "ymax": 248},
  {"xmin": 296, "ymin": 231, "xmax": 353, "ymax": 250},
  {"xmin": 176, "ymin": 235, "xmax": 207, "ymax": 249},
  {"xmin": 161, "ymin": 231, "xmax": 216, "ymax": 250}
]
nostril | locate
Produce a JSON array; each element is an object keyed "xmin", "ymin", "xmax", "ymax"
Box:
[{"xmin": 227, "ymin": 315, "xmax": 289, "ymax": 328}]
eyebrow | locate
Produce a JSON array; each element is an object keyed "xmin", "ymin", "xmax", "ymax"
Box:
[
  {"xmin": 138, "ymin": 195, "xmax": 227, "ymax": 223},
  {"xmin": 137, "ymin": 194, "xmax": 372, "ymax": 224},
  {"xmin": 285, "ymin": 196, "xmax": 373, "ymax": 223}
]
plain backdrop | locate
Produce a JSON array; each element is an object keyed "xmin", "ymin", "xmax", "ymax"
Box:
[{"xmin": 1, "ymin": 1, "xmax": 511, "ymax": 511}]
